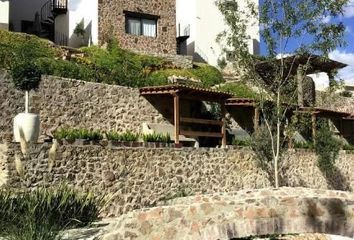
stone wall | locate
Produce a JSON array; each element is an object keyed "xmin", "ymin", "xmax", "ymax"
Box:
[
  {"xmin": 102, "ymin": 188, "xmax": 354, "ymax": 239},
  {"xmin": 98, "ymin": 0, "xmax": 176, "ymax": 55},
  {"xmin": 1, "ymin": 143, "xmax": 354, "ymax": 217},
  {"xmin": 0, "ymin": 71, "xmax": 168, "ymax": 141}
]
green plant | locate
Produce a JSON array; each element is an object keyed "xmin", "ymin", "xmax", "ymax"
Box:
[
  {"xmin": 106, "ymin": 131, "xmax": 140, "ymax": 142},
  {"xmin": 191, "ymin": 63, "xmax": 224, "ymax": 87},
  {"xmin": 218, "ymin": 82, "xmax": 259, "ymax": 99},
  {"xmin": 340, "ymin": 90, "xmax": 352, "ymax": 98},
  {"xmin": 142, "ymin": 133, "xmax": 171, "ymax": 143},
  {"xmin": 293, "ymin": 141, "xmax": 314, "ymax": 149},
  {"xmin": 233, "ymin": 138, "xmax": 251, "ymax": 147},
  {"xmin": 315, "ymin": 119, "xmax": 341, "ymax": 173},
  {"xmin": 53, "ymin": 128, "xmax": 103, "ymax": 141},
  {"xmin": 343, "ymin": 144, "xmax": 354, "ymax": 151},
  {"xmin": 35, "ymin": 57, "xmax": 96, "ymax": 81},
  {"xmin": 0, "ymin": 185, "xmax": 103, "ymax": 240},
  {"xmin": 11, "ymin": 62, "xmax": 41, "ymax": 91},
  {"xmin": 73, "ymin": 21, "xmax": 86, "ymax": 37},
  {"xmin": 0, "ymin": 30, "xmax": 61, "ymax": 69}
]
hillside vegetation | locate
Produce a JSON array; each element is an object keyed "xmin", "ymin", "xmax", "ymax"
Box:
[{"xmin": 0, "ymin": 30, "xmax": 224, "ymax": 88}]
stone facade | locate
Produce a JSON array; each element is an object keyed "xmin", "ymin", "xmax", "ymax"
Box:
[
  {"xmin": 0, "ymin": 71, "xmax": 168, "ymax": 141},
  {"xmin": 1, "ymin": 143, "xmax": 354, "ymax": 218},
  {"xmin": 98, "ymin": 0, "xmax": 177, "ymax": 55},
  {"xmin": 102, "ymin": 188, "xmax": 354, "ymax": 239}
]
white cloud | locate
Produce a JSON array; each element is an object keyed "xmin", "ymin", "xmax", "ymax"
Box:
[
  {"xmin": 310, "ymin": 50, "xmax": 354, "ymax": 90},
  {"xmin": 329, "ymin": 50, "xmax": 354, "ymax": 85},
  {"xmin": 321, "ymin": 15, "xmax": 331, "ymax": 23},
  {"xmin": 344, "ymin": 0, "xmax": 354, "ymax": 18}
]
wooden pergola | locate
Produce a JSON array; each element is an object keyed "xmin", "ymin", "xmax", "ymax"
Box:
[
  {"xmin": 139, "ymin": 85, "xmax": 233, "ymax": 147},
  {"xmin": 296, "ymin": 107, "xmax": 352, "ymax": 141},
  {"xmin": 225, "ymin": 98, "xmax": 260, "ymax": 131}
]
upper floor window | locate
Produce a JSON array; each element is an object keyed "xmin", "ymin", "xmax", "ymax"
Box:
[{"xmin": 124, "ymin": 11, "xmax": 158, "ymax": 38}]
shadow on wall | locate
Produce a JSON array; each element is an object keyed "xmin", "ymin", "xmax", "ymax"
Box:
[{"xmin": 69, "ymin": 18, "xmax": 92, "ymax": 48}]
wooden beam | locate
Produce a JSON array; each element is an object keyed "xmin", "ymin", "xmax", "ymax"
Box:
[
  {"xmin": 180, "ymin": 117, "xmax": 223, "ymax": 126},
  {"xmin": 312, "ymin": 114, "xmax": 317, "ymax": 145},
  {"xmin": 180, "ymin": 130, "xmax": 223, "ymax": 138},
  {"xmin": 174, "ymin": 94, "xmax": 180, "ymax": 144},
  {"xmin": 254, "ymin": 107, "xmax": 260, "ymax": 131},
  {"xmin": 221, "ymin": 102, "xmax": 227, "ymax": 148}
]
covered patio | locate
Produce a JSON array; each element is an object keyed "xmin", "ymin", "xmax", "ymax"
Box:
[{"xmin": 139, "ymin": 85, "xmax": 233, "ymax": 147}]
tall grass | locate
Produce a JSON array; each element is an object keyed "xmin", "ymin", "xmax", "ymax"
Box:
[{"xmin": 0, "ymin": 185, "xmax": 103, "ymax": 240}]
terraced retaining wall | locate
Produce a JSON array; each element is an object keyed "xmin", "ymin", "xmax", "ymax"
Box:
[
  {"xmin": 0, "ymin": 143, "xmax": 353, "ymax": 217},
  {"xmin": 0, "ymin": 71, "xmax": 168, "ymax": 141}
]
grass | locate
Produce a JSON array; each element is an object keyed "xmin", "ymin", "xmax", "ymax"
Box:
[
  {"xmin": 53, "ymin": 128, "xmax": 103, "ymax": 141},
  {"xmin": 142, "ymin": 133, "xmax": 171, "ymax": 143},
  {"xmin": 106, "ymin": 131, "xmax": 140, "ymax": 142},
  {"xmin": 0, "ymin": 185, "xmax": 103, "ymax": 240},
  {"xmin": 0, "ymin": 30, "xmax": 224, "ymax": 88}
]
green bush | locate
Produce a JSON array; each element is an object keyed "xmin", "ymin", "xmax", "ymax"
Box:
[
  {"xmin": 142, "ymin": 133, "xmax": 171, "ymax": 143},
  {"xmin": 191, "ymin": 63, "xmax": 224, "ymax": 87},
  {"xmin": 0, "ymin": 30, "xmax": 60, "ymax": 69},
  {"xmin": 218, "ymin": 82, "xmax": 259, "ymax": 99},
  {"xmin": 36, "ymin": 58, "xmax": 96, "ymax": 81},
  {"xmin": 80, "ymin": 41, "xmax": 165, "ymax": 87},
  {"xmin": 106, "ymin": 131, "xmax": 140, "ymax": 142},
  {"xmin": 315, "ymin": 119, "xmax": 341, "ymax": 173},
  {"xmin": 54, "ymin": 128, "xmax": 103, "ymax": 141},
  {"xmin": 293, "ymin": 141, "xmax": 314, "ymax": 149},
  {"xmin": 0, "ymin": 185, "xmax": 102, "ymax": 240},
  {"xmin": 233, "ymin": 138, "xmax": 251, "ymax": 147},
  {"xmin": 11, "ymin": 62, "xmax": 41, "ymax": 91}
]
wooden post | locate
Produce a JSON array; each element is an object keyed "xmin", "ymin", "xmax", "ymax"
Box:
[
  {"xmin": 254, "ymin": 107, "xmax": 260, "ymax": 132},
  {"xmin": 174, "ymin": 94, "xmax": 180, "ymax": 144},
  {"xmin": 221, "ymin": 102, "xmax": 227, "ymax": 148},
  {"xmin": 312, "ymin": 114, "xmax": 317, "ymax": 145}
]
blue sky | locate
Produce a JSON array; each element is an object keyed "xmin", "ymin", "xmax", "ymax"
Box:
[{"xmin": 259, "ymin": 0, "xmax": 354, "ymax": 89}]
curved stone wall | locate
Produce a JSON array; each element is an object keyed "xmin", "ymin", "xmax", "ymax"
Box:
[{"xmin": 102, "ymin": 188, "xmax": 354, "ymax": 240}]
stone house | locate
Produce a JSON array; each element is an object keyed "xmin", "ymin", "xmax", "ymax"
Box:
[
  {"xmin": 4, "ymin": 0, "xmax": 177, "ymax": 54},
  {"xmin": 3, "ymin": 0, "xmax": 260, "ymax": 64}
]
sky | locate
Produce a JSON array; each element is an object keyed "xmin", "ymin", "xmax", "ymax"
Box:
[{"xmin": 260, "ymin": 0, "xmax": 354, "ymax": 90}]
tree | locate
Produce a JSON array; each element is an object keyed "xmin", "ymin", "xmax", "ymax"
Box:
[{"xmin": 216, "ymin": 0, "xmax": 349, "ymax": 188}]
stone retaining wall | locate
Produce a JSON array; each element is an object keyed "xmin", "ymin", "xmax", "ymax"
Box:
[
  {"xmin": 102, "ymin": 188, "xmax": 354, "ymax": 239},
  {"xmin": 1, "ymin": 143, "xmax": 354, "ymax": 217},
  {"xmin": 0, "ymin": 71, "xmax": 168, "ymax": 141}
]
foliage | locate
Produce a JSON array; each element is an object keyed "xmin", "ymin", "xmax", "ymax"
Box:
[
  {"xmin": 73, "ymin": 21, "xmax": 86, "ymax": 37},
  {"xmin": 35, "ymin": 57, "xmax": 96, "ymax": 81},
  {"xmin": 0, "ymin": 30, "xmax": 60, "ymax": 69},
  {"xmin": 343, "ymin": 144, "xmax": 354, "ymax": 151},
  {"xmin": 293, "ymin": 141, "xmax": 314, "ymax": 149},
  {"xmin": 142, "ymin": 133, "xmax": 171, "ymax": 143},
  {"xmin": 54, "ymin": 128, "xmax": 103, "ymax": 141},
  {"xmin": 106, "ymin": 131, "xmax": 140, "ymax": 142},
  {"xmin": 0, "ymin": 185, "xmax": 102, "ymax": 240},
  {"xmin": 339, "ymin": 90, "xmax": 352, "ymax": 98},
  {"xmin": 80, "ymin": 41, "xmax": 165, "ymax": 87},
  {"xmin": 146, "ymin": 63, "xmax": 224, "ymax": 87},
  {"xmin": 232, "ymin": 138, "xmax": 251, "ymax": 147},
  {"xmin": 218, "ymin": 82, "xmax": 259, "ymax": 99},
  {"xmin": 216, "ymin": 0, "xmax": 349, "ymax": 188},
  {"xmin": 314, "ymin": 119, "xmax": 341, "ymax": 173},
  {"xmin": 191, "ymin": 63, "xmax": 224, "ymax": 87},
  {"xmin": 11, "ymin": 62, "xmax": 41, "ymax": 91}
]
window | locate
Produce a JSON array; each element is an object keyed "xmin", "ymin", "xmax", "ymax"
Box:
[{"xmin": 125, "ymin": 11, "xmax": 158, "ymax": 38}]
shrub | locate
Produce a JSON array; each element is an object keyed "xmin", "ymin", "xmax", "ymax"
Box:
[
  {"xmin": 11, "ymin": 62, "xmax": 41, "ymax": 91},
  {"xmin": 54, "ymin": 128, "xmax": 103, "ymax": 141},
  {"xmin": 218, "ymin": 82, "xmax": 259, "ymax": 99},
  {"xmin": 35, "ymin": 58, "xmax": 96, "ymax": 81},
  {"xmin": 191, "ymin": 63, "xmax": 224, "ymax": 87},
  {"xmin": 0, "ymin": 185, "xmax": 102, "ymax": 240},
  {"xmin": 233, "ymin": 138, "xmax": 251, "ymax": 147},
  {"xmin": 142, "ymin": 133, "xmax": 171, "ymax": 143},
  {"xmin": 340, "ymin": 90, "xmax": 352, "ymax": 98},
  {"xmin": 0, "ymin": 30, "xmax": 61, "ymax": 69},
  {"xmin": 145, "ymin": 69, "xmax": 197, "ymax": 86},
  {"xmin": 106, "ymin": 131, "xmax": 140, "ymax": 142},
  {"xmin": 293, "ymin": 141, "xmax": 314, "ymax": 149},
  {"xmin": 315, "ymin": 119, "xmax": 341, "ymax": 173}
]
